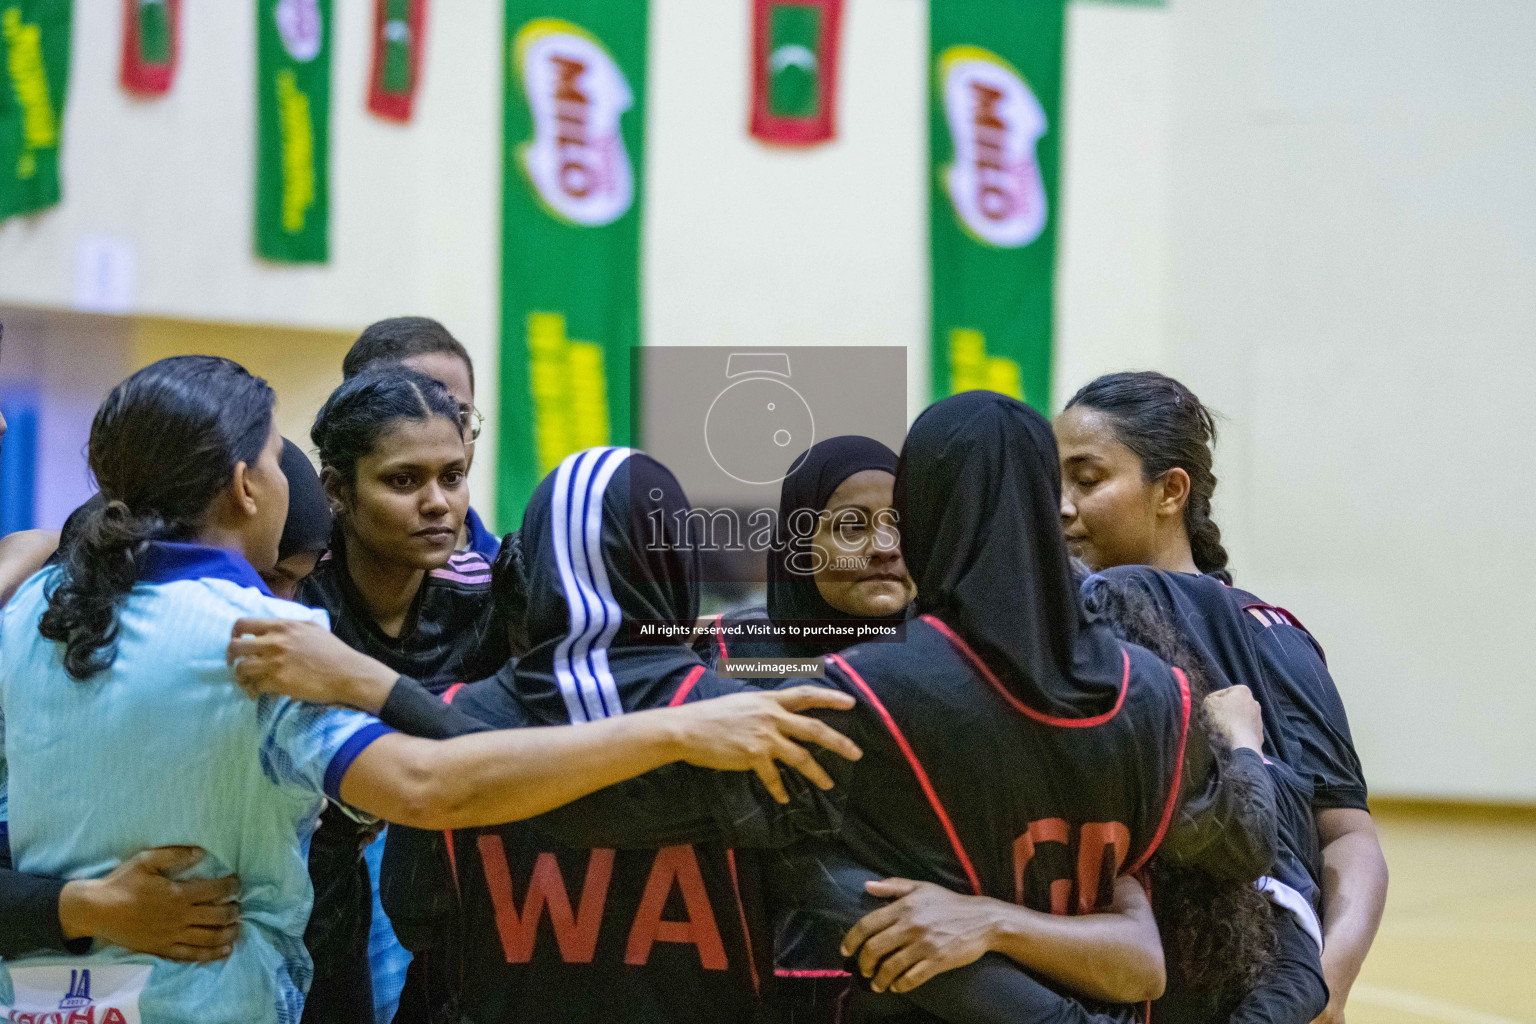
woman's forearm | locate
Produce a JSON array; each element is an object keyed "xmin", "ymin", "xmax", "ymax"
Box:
[
  {"xmin": 341, "ymin": 710, "xmax": 686, "ymax": 829},
  {"xmin": 341, "ymin": 686, "xmax": 859, "ymax": 830},
  {"xmin": 987, "ymin": 878, "xmax": 1165, "ymax": 1003},
  {"xmin": 847, "ymin": 875, "xmax": 1163, "ymax": 1004},
  {"xmin": 1315, "ymin": 808, "xmax": 1388, "ymax": 1014}
]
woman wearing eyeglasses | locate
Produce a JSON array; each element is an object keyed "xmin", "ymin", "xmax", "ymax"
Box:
[{"xmin": 342, "ymin": 316, "xmax": 500, "ymax": 559}]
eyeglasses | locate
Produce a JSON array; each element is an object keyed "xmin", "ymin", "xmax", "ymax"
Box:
[{"xmin": 458, "ymin": 403, "xmax": 484, "ymax": 442}]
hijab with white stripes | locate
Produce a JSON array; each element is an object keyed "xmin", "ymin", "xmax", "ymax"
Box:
[{"xmin": 514, "ymin": 447, "xmax": 705, "ymax": 724}]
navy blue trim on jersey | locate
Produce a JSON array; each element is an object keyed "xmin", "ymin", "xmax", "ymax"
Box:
[
  {"xmin": 137, "ymin": 541, "xmax": 273, "ymax": 596},
  {"xmin": 323, "ymin": 722, "xmax": 396, "ymax": 802},
  {"xmin": 463, "ymin": 507, "xmax": 501, "ymax": 560}
]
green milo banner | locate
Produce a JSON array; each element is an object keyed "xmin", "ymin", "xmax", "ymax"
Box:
[
  {"xmin": 929, "ymin": 0, "xmax": 1064, "ymax": 412},
  {"xmin": 0, "ymin": 0, "xmax": 70, "ymax": 221},
  {"xmin": 256, "ymin": 0, "xmax": 330, "ymax": 262},
  {"xmin": 498, "ymin": 1, "xmax": 645, "ymax": 517}
]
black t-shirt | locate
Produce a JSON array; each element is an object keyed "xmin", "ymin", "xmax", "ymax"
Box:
[{"xmin": 1225, "ymin": 587, "xmax": 1368, "ymax": 812}]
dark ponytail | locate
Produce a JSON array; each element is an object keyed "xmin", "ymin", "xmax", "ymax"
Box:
[
  {"xmin": 310, "ymin": 365, "xmax": 460, "ymax": 487},
  {"xmin": 1066, "ymin": 371, "xmax": 1231, "ymax": 583},
  {"xmin": 40, "ymin": 357, "xmax": 275, "ymax": 679}
]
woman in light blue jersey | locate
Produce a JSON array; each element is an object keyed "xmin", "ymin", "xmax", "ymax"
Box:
[{"xmin": 0, "ymin": 356, "xmax": 860, "ymax": 1024}]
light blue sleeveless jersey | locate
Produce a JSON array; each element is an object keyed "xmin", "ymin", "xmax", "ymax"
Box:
[{"xmin": 0, "ymin": 545, "xmax": 392, "ymax": 1024}]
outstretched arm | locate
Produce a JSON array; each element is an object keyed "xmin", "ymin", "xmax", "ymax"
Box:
[
  {"xmin": 337, "ymin": 687, "xmax": 862, "ymax": 829},
  {"xmin": 843, "ymin": 876, "xmax": 1164, "ymax": 1004}
]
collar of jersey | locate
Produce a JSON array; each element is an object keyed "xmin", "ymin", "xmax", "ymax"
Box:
[{"xmin": 139, "ymin": 541, "xmax": 273, "ymax": 597}]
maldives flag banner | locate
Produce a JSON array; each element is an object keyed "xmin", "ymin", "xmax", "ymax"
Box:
[
  {"xmin": 929, "ymin": 0, "xmax": 1064, "ymax": 412},
  {"xmin": 121, "ymin": 0, "xmax": 179, "ymax": 95},
  {"xmin": 367, "ymin": 0, "xmax": 426, "ymax": 121},
  {"xmin": 0, "ymin": 0, "xmax": 70, "ymax": 220},
  {"xmin": 255, "ymin": 0, "xmax": 330, "ymax": 262},
  {"xmin": 749, "ymin": 0, "xmax": 841, "ymax": 146},
  {"xmin": 498, "ymin": 0, "xmax": 645, "ymax": 515}
]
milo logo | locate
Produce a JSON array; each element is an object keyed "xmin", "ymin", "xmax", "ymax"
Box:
[
  {"xmin": 274, "ymin": 0, "xmax": 323, "ymax": 62},
  {"xmin": 514, "ymin": 19, "xmax": 635, "ymax": 227},
  {"xmin": 939, "ymin": 45, "xmax": 1048, "ymax": 249}
]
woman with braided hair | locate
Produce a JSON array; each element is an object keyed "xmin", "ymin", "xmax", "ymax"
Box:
[{"xmin": 1055, "ymin": 370, "xmax": 1388, "ymax": 1024}]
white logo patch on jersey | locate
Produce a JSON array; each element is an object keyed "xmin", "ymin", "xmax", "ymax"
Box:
[{"xmin": 5, "ymin": 964, "xmax": 152, "ymax": 1024}]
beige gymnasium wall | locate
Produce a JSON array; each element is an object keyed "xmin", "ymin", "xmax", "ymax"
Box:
[{"xmin": 1061, "ymin": 0, "xmax": 1536, "ymax": 802}]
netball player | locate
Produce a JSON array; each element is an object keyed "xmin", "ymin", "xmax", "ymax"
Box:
[
  {"xmin": 342, "ymin": 316, "xmax": 499, "ymax": 557},
  {"xmin": 703, "ymin": 435, "xmax": 916, "ymax": 1022},
  {"xmin": 1056, "ymin": 371, "xmax": 1388, "ymax": 1024},
  {"xmin": 0, "ymin": 356, "xmax": 864, "ymax": 1024},
  {"xmin": 295, "ymin": 365, "xmax": 507, "ymax": 1024},
  {"xmin": 0, "ymin": 439, "xmax": 327, "ymax": 964}
]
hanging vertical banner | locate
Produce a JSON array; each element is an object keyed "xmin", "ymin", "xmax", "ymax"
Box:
[
  {"xmin": 749, "ymin": 0, "xmax": 841, "ymax": 146},
  {"xmin": 367, "ymin": 0, "xmax": 427, "ymax": 122},
  {"xmin": 498, "ymin": 1, "xmax": 645, "ymax": 515},
  {"xmin": 0, "ymin": 0, "xmax": 71, "ymax": 220},
  {"xmin": 929, "ymin": 0, "xmax": 1064, "ymax": 411},
  {"xmin": 255, "ymin": 0, "xmax": 331, "ymax": 262},
  {"xmin": 120, "ymin": 0, "xmax": 179, "ymax": 95}
]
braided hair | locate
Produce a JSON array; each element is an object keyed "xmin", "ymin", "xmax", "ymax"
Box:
[{"xmin": 1066, "ymin": 371, "xmax": 1231, "ymax": 583}]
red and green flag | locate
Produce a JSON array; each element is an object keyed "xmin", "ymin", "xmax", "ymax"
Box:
[
  {"xmin": 121, "ymin": 0, "xmax": 179, "ymax": 95},
  {"xmin": 255, "ymin": 0, "xmax": 330, "ymax": 262},
  {"xmin": 0, "ymin": 0, "xmax": 70, "ymax": 220},
  {"xmin": 498, "ymin": 1, "xmax": 646, "ymax": 517},
  {"xmin": 366, "ymin": 0, "xmax": 426, "ymax": 122},
  {"xmin": 929, "ymin": 0, "xmax": 1064, "ymax": 412},
  {"xmin": 749, "ymin": 0, "xmax": 841, "ymax": 146}
]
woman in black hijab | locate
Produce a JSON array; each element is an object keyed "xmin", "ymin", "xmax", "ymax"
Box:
[
  {"xmin": 704, "ymin": 436, "xmax": 915, "ymax": 1017},
  {"xmin": 707, "ymin": 435, "xmax": 915, "ymax": 662}
]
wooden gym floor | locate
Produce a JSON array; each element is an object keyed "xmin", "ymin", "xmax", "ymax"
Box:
[{"xmin": 1345, "ymin": 805, "xmax": 1536, "ymax": 1023}]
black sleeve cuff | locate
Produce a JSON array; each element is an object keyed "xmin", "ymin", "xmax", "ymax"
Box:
[
  {"xmin": 1311, "ymin": 783, "xmax": 1370, "ymax": 813},
  {"xmin": 0, "ymin": 870, "xmax": 88, "ymax": 958},
  {"xmin": 378, "ymin": 676, "xmax": 491, "ymax": 740}
]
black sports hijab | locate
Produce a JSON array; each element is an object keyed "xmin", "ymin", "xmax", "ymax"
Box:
[
  {"xmin": 767, "ymin": 435, "xmax": 908, "ymax": 645},
  {"xmin": 277, "ymin": 438, "xmax": 331, "ymax": 561},
  {"xmin": 895, "ymin": 390, "xmax": 1124, "ymax": 718},
  {"xmin": 515, "ymin": 446, "xmax": 704, "ymax": 723}
]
